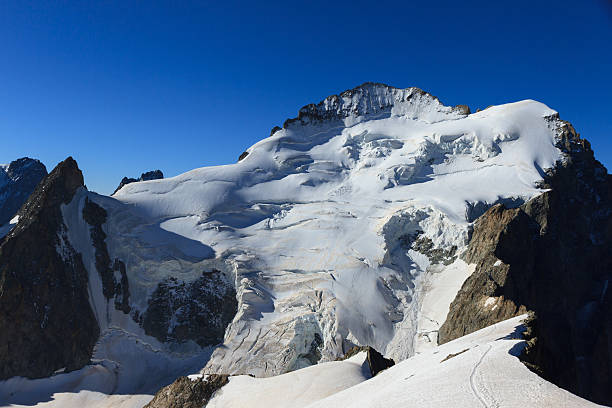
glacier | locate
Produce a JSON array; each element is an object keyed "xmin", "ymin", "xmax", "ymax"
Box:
[{"xmin": 102, "ymin": 83, "xmax": 560, "ymax": 374}]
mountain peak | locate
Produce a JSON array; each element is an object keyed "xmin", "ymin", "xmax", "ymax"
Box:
[
  {"xmin": 112, "ymin": 169, "xmax": 164, "ymax": 195},
  {"xmin": 5, "ymin": 157, "xmax": 46, "ymax": 180},
  {"xmin": 14, "ymin": 157, "xmax": 84, "ymax": 232},
  {"xmin": 276, "ymin": 83, "xmax": 470, "ymax": 134},
  {"xmin": 0, "ymin": 157, "xmax": 48, "ymax": 226}
]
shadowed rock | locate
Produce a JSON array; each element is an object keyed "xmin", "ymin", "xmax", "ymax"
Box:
[
  {"xmin": 439, "ymin": 118, "xmax": 612, "ymax": 405},
  {"xmin": 237, "ymin": 151, "xmax": 249, "ymax": 161},
  {"xmin": 281, "ymin": 82, "xmax": 469, "ymax": 130},
  {"xmin": 0, "ymin": 157, "xmax": 47, "ymax": 226},
  {"xmin": 82, "ymin": 198, "xmax": 131, "ymax": 314},
  {"xmin": 113, "ymin": 169, "xmax": 164, "ymax": 194},
  {"xmin": 0, "ymin": 157, "xmax": 99, "ymax": 380},
  {"xmin": 142, "ymin": 270, "xmax": 237, "ymax": 347},
  {"xmin": 339, "ymin": 346, "xmax": 395, "ymax": 376}
]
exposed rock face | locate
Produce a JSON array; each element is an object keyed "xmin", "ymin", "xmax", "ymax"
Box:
[
  {"xmin": 142, "ymin": 270, "xmax": 237, "ymax": 347},
  {"xmin": 281, "ymin": 82, "xmax": 469, "ymax": 130},
  {"xmin": 237, "ymin": 151, "xmax": 249, "ymax": 162},
  {"xmin": 437, "ymin": 205, "xmax": 531, "ymax": 343},
  {"xmin": 113, "ymin": 169, "xmax": 164, "ymax": 194},
  {"xmin": 82, "ymin": 198, "xmax": 130, "ymax": 314},
  {"xmin": 0, "ymin": 157, "xmax": 47, "ymax": 225},
  {"xmin": 412, "ymin": 235, "xmax": 457, "ymax": 265},
  {"xmin": 0, "ymin": 157, "xmax": 99, "ymax": 380},
  {"xmin": 144, "ymin": 374, "xmax": 229, "ymax": 408},
  {"xmin": 339, "ymin": 346, "xmax": 395, "ymax": 377},
  {"xmin": 269, "ymin": 125, "xmax": 282, "ymax": 136},
  {"xmin": 439, "ymin": 119, "xmax": 612, "ymax": 405}
]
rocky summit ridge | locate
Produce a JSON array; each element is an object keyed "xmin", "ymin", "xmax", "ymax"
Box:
[
  {"xmin": 280, "ymin": 82, "xmax": 470, "ymax": 129},
  {"xmin": 0, "ymin": 157, "xmax": 98, "ymax": 380},
  {"xmin": 113, "ymin": 169, "xmax": 164, "ymax": 195}
]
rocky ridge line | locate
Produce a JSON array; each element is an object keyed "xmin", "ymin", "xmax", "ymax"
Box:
[
  {"xmin": 271, "ymin": 82, "xmax": 470, "ymax": 134},
  {"xmin": 0, "ymin": 157, "xmax": 99, "ymax": 380},
  {"xmin": 438, "ymin": 116, "xmax": 612, "ymax": 405},
  {"xmin": 113, "ymin": 169, "xmax": 164, "ymax": 195}
]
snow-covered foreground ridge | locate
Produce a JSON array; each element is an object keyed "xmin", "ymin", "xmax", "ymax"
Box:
[
  {"xmin": 97, "ymin": 83, "xmax": 565, "ymax": 377},
  {"xmin": 209, "ymin": 315, "xmax": 603, "ymax": 408}
]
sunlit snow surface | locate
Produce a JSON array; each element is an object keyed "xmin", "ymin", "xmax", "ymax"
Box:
[
  {"xmin": 303, "ymin": 315, "xmax": 603, "ymax": 408},
  {"xmin": 206, "ymin": 316, "xmax": 602, "ymax": 408},
  {"xmin": 0, "ymin": 86, "xmax": 574, "ymax": 406}
]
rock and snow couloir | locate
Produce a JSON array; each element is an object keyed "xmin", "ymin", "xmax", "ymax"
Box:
[{"xmin": 1, "ymin": 83, "xmax": 609, "ymax": 407}]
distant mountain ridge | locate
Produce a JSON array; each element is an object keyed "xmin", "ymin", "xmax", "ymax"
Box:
[
  {"xmin": 0, "ymin": 157, "xmax": 47, "ymax": 226},
  {"xmin": 113, "ymin": 170, "xmax": 164, "ymax": 195}
]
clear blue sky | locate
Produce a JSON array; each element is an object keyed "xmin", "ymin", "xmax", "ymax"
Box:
[{"xmin": 1, "ymin": 1, "xmax": 611, "ymax": 195}]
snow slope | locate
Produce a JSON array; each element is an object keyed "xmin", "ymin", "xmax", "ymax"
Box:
[
  {"xmin": 206, "ymin": 352, "xmax": 370, "ymax": 408},
  {"xmin": 204, "ymin": 315, "xmax": 603, "ymax": 408},
  {"xmin": 0, "ymin": 350, "xmax": 370, "ymax": 408},
  {"xmin": 304, "ymin": 315, "xmax": 603, "ymax": 408}
]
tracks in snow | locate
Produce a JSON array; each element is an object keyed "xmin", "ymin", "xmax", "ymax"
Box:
[{"xmin": 469, "ymin": 343, "xmax": 499, "ymax": 408}]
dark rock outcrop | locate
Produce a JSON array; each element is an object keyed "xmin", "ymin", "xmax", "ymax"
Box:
[
  {"xmin": 0, "ymin": 157, "xmax": 99, "ymax": 380},
  {"xmin": 339, "ymin": 346, "xmax": 395, "ymax": 377},
  {"xmin": 144, "ymin": 374, "xmax": 229, "ymax": 408},
  {"xmin": 301, "ymin": 332, "xmax": 323, "ymax": 365},
  {"xmin": 412, "ymin": 235, "xmax": 457, "ymax": 265},
  {"xmin": 0, "ymin": 157, "xmax": 47, "ymax": 226},
  {"xmin": 237, "ymin": 151, "xmax": 249, "ymax": 162},
  {"xmin": 281, "ymin": 82, "xmax": 469, "ymax": 130},
  {"xmin": 150, "ymin": 346, "xmax": 392, "ymax": 406},
  {"xmin": 270, "ymin": 125, "xmax": 282, "ymax": 136},
  {"xmin": 113, "ymin": 259, "xmax": 131, "ymax": 314},
  {"xmin": 142, "ymin": 270, "xmax": 237, "ymax": 347},
  {"xmin": 113, "ymin": 169, "xmax": 164, "ymax": 195},
  {"xmin": 439, "ymin": 118, "xmax": 612, "ymax": 405},
  {"xmin": 437, "ymin": 205, "xmax": 531, "ymax": 343},
  {"xmin": 82, "ymin": 198, "xmax": 130, "ymax": 314}
]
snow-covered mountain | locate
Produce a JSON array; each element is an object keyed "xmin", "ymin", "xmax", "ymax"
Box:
[
  {"xmin": 106, "ymin": 83, "xmax": 562, "ymax": 375},
  {"xmin": 1, "ymin": 83, "xmax": 610, "ymax": 407}
]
